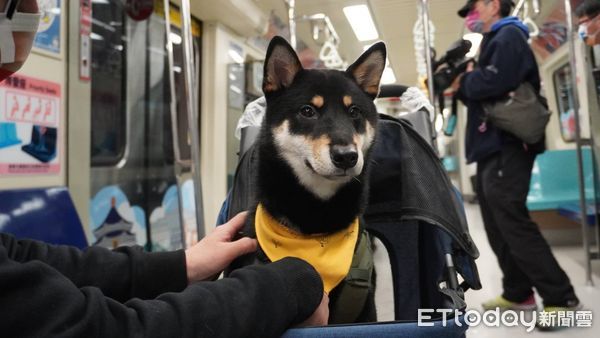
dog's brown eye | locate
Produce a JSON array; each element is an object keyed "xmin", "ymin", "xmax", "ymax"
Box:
[
  {"xmin": 299, "ymin": 105, "xmax": 317, "ymax": 119},
  {"xmin": 349, "ymin": 106, "xmax": 362, "ymax": 119}
]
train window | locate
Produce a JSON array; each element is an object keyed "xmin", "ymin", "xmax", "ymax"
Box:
[
  {"xmin": 90, "ymin": 1, "xmax": 127, "ymax": 166},
  {"xmin": 552, "ymin": 63, "xmax": 576, "ymax": 142},
  {"xmin": 89, "ymin": 3, "xmax": 202, "ymax": 252}
]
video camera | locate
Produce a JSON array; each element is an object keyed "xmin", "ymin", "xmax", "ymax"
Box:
[{"xmin": 430, "ymin": 39, "xmax": 474, "ymax": 96}]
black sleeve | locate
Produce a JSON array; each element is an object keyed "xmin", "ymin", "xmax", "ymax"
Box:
[
  {"xmin": 459, "ymin": 29, "xmax": 528, "ymax": 101},
  {"xmin": 0, "ymin": 233, "xmax": 187, "ymax": 301},
  {"xmin": 0, "ymin": 240, "xmax": 324, "ymax": 338}
]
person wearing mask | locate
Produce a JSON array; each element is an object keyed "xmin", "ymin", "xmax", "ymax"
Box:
[
  {"xmin": 0, "ymin": 1, "xmax": 328, "ymax": 337},
  {"xmin": 576, "ymin": 0, "xmax": 600, "ymax": 46},
  {"xmin": 452, "ymin": 0, "xmax": 580, "ymax": 330}
]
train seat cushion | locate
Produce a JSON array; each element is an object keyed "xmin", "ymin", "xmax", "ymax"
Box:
[
  {"xmin": 527, "ymin": 148, "xmax": 594, "ymax": 211},
  {"xmin": 0, "ymin": 187, "xmax": 88, "ymax": 249}
]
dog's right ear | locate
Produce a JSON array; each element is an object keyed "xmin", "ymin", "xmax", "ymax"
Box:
[{"xmin": 263, "ymin": 36, "xmax": 303, "ymax": 94}]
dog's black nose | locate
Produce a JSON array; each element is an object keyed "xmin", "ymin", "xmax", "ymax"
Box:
[{"xmin": 330, "ymin": 146, "xmax": 358, "ymax": 170}]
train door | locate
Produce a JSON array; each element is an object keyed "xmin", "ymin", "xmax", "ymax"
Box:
[{"xmin": 88, "ymin": 0, "xmax": 202, "ymax": 251}]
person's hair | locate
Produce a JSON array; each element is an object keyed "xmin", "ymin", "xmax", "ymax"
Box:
[
  {"xmin": 499, "ymin": 0, "xmax": 513, "ymax": 17},
  {"xmin": 575, "ymin": 0, "xmax": 600, "ymax": 19},
  {"xmin": 484, "ymin": 0, "xmax": 513, "ymax": 18}
]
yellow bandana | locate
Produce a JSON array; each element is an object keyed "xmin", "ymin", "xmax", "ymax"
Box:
[{"xmin": 255, "ymin": 203, "xmax": 359, "ymax": 292}]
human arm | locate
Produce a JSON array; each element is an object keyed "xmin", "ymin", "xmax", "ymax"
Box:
[
  {"xmin": 458, "ymin": 28, "xmax": 530, "ymax": 101},
  {"xmin": 0, "ymin": 244, "xmax": 324, "ymax": 338},
  {"xmin": 0, "ymin": 232, "xmax": 187, "ymax": 301},
  {"xmin": 0, "ymin": 212, "xmax": 257, "ymax": 301}
]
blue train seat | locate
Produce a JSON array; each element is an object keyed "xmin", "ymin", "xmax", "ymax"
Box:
[
  {"xmin": 527, "ymin": 148, "xmax": 597, "ymax": 231},
  {"xmin": 0, "ymin": 186, "xmax": 88, "ymax": 249},
  {"xmin": 527, "ymin": 148, "xmax": 594, "ymax": 211}
]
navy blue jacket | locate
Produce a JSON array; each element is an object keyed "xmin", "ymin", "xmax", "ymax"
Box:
[{"xmin": 458, "ymin": 18, "xmax": 544, "ymax": 163}]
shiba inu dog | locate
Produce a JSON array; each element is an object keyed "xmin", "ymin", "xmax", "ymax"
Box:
[{"xmin": 235, "ymin": 36, "xmax": 386, "ymax": 323}]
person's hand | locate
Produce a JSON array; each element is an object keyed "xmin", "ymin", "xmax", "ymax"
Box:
[
  {"xmin": 451, "ymin": 73, "xmax": 463, "ymax": 92},
  {"xmin": 185, "ymin": 212, "xmax": 257, "ymax": 283},
  {"xmin": 451, "ymin": 61, "xmax": 474, "ymax": 92},
  {"xmin": 297, "ymin": 291, "xmax": 329, "ymax": 327},
  {"xmin": 466, "ymin": 60, "xmax": 474, "ymax": 73}
]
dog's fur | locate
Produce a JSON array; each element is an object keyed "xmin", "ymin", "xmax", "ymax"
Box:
[{"xmin": 237, "ymin": 36, "xmax": 386, "ymax": 323}]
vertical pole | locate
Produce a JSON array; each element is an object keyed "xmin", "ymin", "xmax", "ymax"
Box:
[
  {"xmin": 163, "ymin": 0, "xmax": 187, "ymax": 247},
  {"xmin": 285, "ymin": 0, "xmax": 297, "ymax": 49},
  {"xmin": 565, "ymin": 0, "xmax": 593, "ymax": 286},
  {"xmin": 420, "ymin": 0, "xmax": 438, "ymax": 149},
  {"xmin": 420, "ymin": 0, "xmax": 435, "ymax": 108},
  {"xmin": 180, "ymin": 0, "xmax": 205, "ymax": 244}
]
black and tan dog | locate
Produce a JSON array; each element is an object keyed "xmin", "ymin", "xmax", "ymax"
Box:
[{"xmin": 234, "ymin": 36, "xmax": 386, "ymax": 323}]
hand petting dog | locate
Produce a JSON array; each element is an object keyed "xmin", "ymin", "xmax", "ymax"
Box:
[{"xmin": 185, "ymin": 212, "xmax": 257, "ymax": 283}]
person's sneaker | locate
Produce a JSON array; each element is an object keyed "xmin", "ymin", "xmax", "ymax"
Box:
[
  {"xmin": 481, "ymin": 295, "xmax": 537, "ymax": 311},
  {"xmin": 536, "ymin": 300, "xmax": 582, "ymax": 331}
]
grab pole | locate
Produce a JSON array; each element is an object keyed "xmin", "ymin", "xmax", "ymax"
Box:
[
  {"xmin": 180, "ymin": 0, "xmax": 205, "ymax": 244},
  {"xmin": 564, "ymin": 0, "xmax": 593, "ymax": 286},
  {"xmin": 285, "ymin": 0, "xmax": 297, "ymax": 49},
  {"xmin": 420, "ymin": 0, "xmax": 435, "ymax": 112},
  {"xmin": 163, "ymin": 0, "xmax": 187, "ymax": 245},
  {"xmin": 419, "ymin": 0, "xmax": 438, "ymax": 149}
]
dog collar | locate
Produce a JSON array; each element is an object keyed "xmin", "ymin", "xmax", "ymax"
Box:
[{"xmin": 255, "ymin": 203, "xmax": 359, "ymax": 292}]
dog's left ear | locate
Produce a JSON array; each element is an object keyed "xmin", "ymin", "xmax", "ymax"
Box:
[
  {"xmin": 346, "ymin": 42, "xmax": 386, "ymax": 99},
  {"xmin": 263, "ymin": 36, "xmax": 303, "ymax": 94}
]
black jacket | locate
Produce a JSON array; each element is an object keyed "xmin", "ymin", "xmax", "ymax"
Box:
[
  {"xmin": 0, "ymin": 233, "xmax": 323, "ymax": 338},
  {"xmin": 458, "ymin": 23, "xmax": 545, "ymax": 163}
]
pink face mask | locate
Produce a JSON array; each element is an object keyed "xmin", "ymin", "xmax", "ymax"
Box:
[{"xmin": 465, "ymin": 10, "xmax": 484, "ymax": 33}]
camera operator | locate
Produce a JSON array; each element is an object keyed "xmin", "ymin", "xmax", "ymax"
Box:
[{"xmin": 451, "ymin": 0, "xmax": 580, "ymax": 331}]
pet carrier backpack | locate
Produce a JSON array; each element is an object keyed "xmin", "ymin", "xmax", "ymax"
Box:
[{"xmin": 219, "ymin": 87, "xmax": 481, "ymax": 337}]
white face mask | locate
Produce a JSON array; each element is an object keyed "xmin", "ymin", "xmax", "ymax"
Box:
[
  {"xmin": 579, "ymin": 23, "xmax": 589, "ymax": 41},
  {"xmin": 0, "ymin": 10, "xmax": 41, "ymax": 80}
]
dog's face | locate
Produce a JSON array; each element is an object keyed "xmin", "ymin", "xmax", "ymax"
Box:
[{"xmin": 262, "ymin": 37, "xmax": 386, "ymax": 200}]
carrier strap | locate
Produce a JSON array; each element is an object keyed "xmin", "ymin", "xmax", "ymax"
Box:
[{"xmin": 329, "ymin": 229, "xmax": 374, "ymax": 324}]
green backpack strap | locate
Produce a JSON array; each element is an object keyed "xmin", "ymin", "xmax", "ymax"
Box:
[{"xmin": 329, "ymin": 229, "xmax": 374, "ymax": 324}]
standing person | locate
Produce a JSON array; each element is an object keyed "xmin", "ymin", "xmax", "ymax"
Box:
[
  {"xmin": 0, "ymin": 1, "xmax": 328, "ymax": 337},
  {"xmin": 452, "ymin": 0, "xmax": 580, "ymax": 330}
]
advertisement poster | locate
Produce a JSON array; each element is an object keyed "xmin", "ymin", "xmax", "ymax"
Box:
[
  {"xmin": 34, "ymin": 0, "xmax": 62, "ymax": 56},
  {"xmin": 0, "ymin": 74, "xmax": 61, "ymax": 175},
  {"xmin": 531, "ymin": 0, "xmax": 583, "ymax": 62}
]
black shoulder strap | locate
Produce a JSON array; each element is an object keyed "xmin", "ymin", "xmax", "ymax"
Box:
[
  {"xmin": 329, "ymin": 230, "xmax": 374, "ymax": 324},
  {"xmin": 227, "ymin": 144, "xmax": 258, "ymax": 220}
]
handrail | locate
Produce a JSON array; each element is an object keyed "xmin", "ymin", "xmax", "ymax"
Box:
[
  {"xmin": 180, "ymin": 0, "xmax": 205, "ymax": 243},
  {"xmin": 163, "ymin": 0, "xmax": 187, "ymax": 246},
  {"xmin": 419, "ymin": 0, "xmax": 437, "ymax": 148},
  {"xmin": 284, "ymin": 0, "xmax": 345, "ymax": 68},
  {"xmin": 564, "ymin": 0, "xmax": 594, "ymax": 286},
  {"xmin": 513, "ymin": 0, "xmax": 541, "ymax": 38},
  {"xmin": 284, "ymin": 0, "xmax": 297, "ymax": 49}
]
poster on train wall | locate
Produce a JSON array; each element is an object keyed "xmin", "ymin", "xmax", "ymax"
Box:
[
  {"xmin": 34, "ymin": 0, "xmax": 62, "ymax": 57},
  {"xmin": 530, "ymin": 0, "xmax": 583, "ymax": 61},
  {"xmin": 0, "ymin": 74, "xmax": 61, "ymax": 176}
]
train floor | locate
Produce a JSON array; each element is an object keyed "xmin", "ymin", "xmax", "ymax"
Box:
[{"xmin": 464, "ymin": 203, "xmax": 600, "ymax": 336}]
